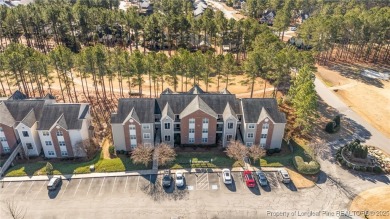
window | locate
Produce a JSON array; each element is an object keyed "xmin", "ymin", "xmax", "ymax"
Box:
[
  {"xmin": 228, "ymin": 122, "xmax": 233, "ymax": 129},
  {"xmin": 189, "ymin": 118, "xmax": 195, "ymax": 124},
  {"xmin": 0, "ymin": 137, "xmax": 6, "ymax": 142},
  {"xmin": 131, "ymin": 143, "xmax": 137, "ymax": 148},
  {"xmin": 246, "ymin": 142, "xmax": 253, "ymax": 146},
  {"xmin": 42, "ymin": 131, "xmax": 50, "ymax": 136},
  {"xmin": 61, "ymin": 151, "xmax": 68, "ymax": 156},
  {"xmin": 261, "ymin": 134, "xmax": 267, "ymax": 139},
  {"xmin": 143, "ymin": 133, "xmax": 151, "ymax": 139},
  {"xmin": 22, "ymin": 131, "xmax": 29, "ymax": 137},
  {"xmin": 174, "ymin": 124, "xmax": 180, "ymax": 130},
  {"xmin": 189, "ymin": 138, "xmax": 195, "ymax": 143},
  {"xmin": 3, "ymin": 147, "xmax": 10, "ymax": 153},
  {"xmin": 0, "ymin": 127, "xmax": 3, "ymax": 132},
  {"xmin": 45, "ymin": 141, "xmax": 52, "ymax": 146},
  {"xmin": 142, "ymin": 124, "xmax": 150, "ymax": 130},
  {"xmin": 130, "ymin": 135, "xmax": 136, "ymax": 140},
  {"xmin": 26, "ymin": 143, "xmax": 33, "ymax": 149},
  {"xmin": 175, "ymin": 115, "xmax": 180, "ymax": 120},
  {"xmin": 48, "ymin": 151, "xmax": 55, "ymax": 156},
  {"xmin": 202, "ymin": 138, "xmax": 208, "ymax": 143},
  {"xmin": 203, "ymin": 118, "xmax": 209, "ymax": 124},
  {"xmin": 248, "ymin": 124, "xmax": 255, "ymax": 129},
  {"xmin": 202, "ymin": 128, "xmax": 208, "ymax": 133},
  {"xmin": 247, "ymin": 133, "xmax": 254, "ymax": 138},
  {"xmin": 226, "ymin": 135, "xmax": 233, "ymax": 142},
  {"xmin": 260, "ymin": 143, "xmax": 266, "ymax": 148},
  {"xmin": 189, "ymin": 128, "xmax": 195, "ymax": 133},
  {"xmin": 164, "ymin": 122, "xmax": 170, "ymax": 129},
  {"xmin": 129, "ymin": 125, "xmax": 136, "ymax": 130},
  {"xmin": 164, "ymin": 135, "xmax": 171, "ymax": 141},
  {"xmin": 262, "ymin": 123, "xmax": 269, "ymax": 129},
  {"xmin": 56, "ymin": 130, "xmax": 63, "ymax": 136},
  {"xmin": 59, "ymin": 141, "xmax": 66, "ymax": 147}
]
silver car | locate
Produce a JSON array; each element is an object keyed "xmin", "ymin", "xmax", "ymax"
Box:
[{"xmin": 222, "ymin": 169, "xmax": 232, "ymax": 184}]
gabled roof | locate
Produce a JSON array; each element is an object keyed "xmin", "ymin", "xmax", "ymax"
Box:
[
  {"xmin": 223, "ymin": 102, "xmax": 238, "ymax": 120},
  {"xmin": 161, "ymin": 88, "xmax": 175, "ymax": 95},
  {"xmin": 111, "ymin": 98, "xmax": 155, "ymax": 124},
  {"xmin": 126, "ymin": 108, "xmax": 140, "ymax": 124},
  {"xmin": 0, "ymin": 102, "xmax": 16, "ymax": 127},
  {"xmin": 220, "ymin": 88, "xmax": 231, "ymax": 94},
  {"xmin": 44, "ymin": 93, "xmax": 56, "ymax": 100},
  {"xmin": 241, "ymin": 98, "xmax": 286, "ymax": 123},
  {"xmin": 8, "ymin": 90, "xmax": 27, "ymax": 100},
  {"xmin": 1, "ymin": 100, "xmax": 45, "ymax": 127},
  {"xmin": 180, "ymin": 96, "xmax": 217, "ymax": 119},
  {"xmin": 257, "ymin": 107, "xmax": 275, "ymax": 124},
  {"xmin": 187, "ymin": 85, "xmax": 205, "ymax": 94},
  {"xmin": 37, "ymin": 104, "xmax": 87, "ymax": 130},
  {"xmin": 161, "ymin": 103, "xmax": 174, "ymax": 120}
]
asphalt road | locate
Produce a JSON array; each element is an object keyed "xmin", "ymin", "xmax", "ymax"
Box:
[{"xmin": 0, "ymin": 172, "xmax": 350, "ymax": 219}]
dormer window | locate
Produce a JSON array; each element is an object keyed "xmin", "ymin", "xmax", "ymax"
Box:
[
  {"xmin": 43, "ymin": 131, "xmax": 50, "ymax": 136},
  {"xmin": 262, "ymin": 123, "xmax": 269, "ymax": 129}
]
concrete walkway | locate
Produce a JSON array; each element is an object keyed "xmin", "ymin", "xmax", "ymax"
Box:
[
  {"xmin": 0, "ymin": 167, "xmax": 284, "ymax": 182},
  {"xmin": 315, "ymin": 77, "xmax": 390, "ymax": 154}
]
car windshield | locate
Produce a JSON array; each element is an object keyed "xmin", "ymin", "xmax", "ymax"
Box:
[
  {"xmin": 163, "ymin": 175, "xmax": 170, "ymax": 180},
  {"xmin": 247, "ymin": 174, "xmax": 253, "ymax": 180},
  {"xmin": 283, "ymin": 174, "xmax": 289, "ymax": 178},
  {"xmin": 176, "ymin": 176, "xmax": 183, "ymax": 180}
]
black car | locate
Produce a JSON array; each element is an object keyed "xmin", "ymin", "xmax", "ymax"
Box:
[{"xmin": 162, "ymin": 169, "xmax": 172, "ymax": 187}]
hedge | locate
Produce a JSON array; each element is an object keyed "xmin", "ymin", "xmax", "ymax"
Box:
[{"xmin": 293, "ymin": 156, "xmax": 321, "ymax": 175}]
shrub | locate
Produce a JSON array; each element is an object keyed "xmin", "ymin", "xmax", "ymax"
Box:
[
  {"xmin": 337, "ymin": 156, "xmax": 343, "ymax": 163},
  {"xmin": 325, "ymin": 122, "xmax": 336, "ymax": 133},
  {"xmin": 334, "ymin": 115, "xmax": 341, "ymax": 126},
  {"xmin": 46, "ymin": 162, "xmax": 53, "ymax": 175},
  {"xmin": 293, "ymin": 156, "xmax": 321, "ymax": 175},
  {"xmin": 373, "ymin": 166, "xmax": 383, "ymax": 174},
  {"xmin": 108, "ymin": 146, "xmax": 115, "ymax": 155},
  {"xmin": 325, "ymin": 115, "xmax": 341, "ymax": 133},
  {"xmin": 366, "ymin": 166, "xmax": 373, "ymax": 172}
]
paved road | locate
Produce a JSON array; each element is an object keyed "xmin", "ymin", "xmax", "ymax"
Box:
[
  {"xmin": 315, "ymin": 77, "xmax": 390, "ymax": 154},
  {"xmin": 0, "ymin": 172, "xmax": 350, "ymax": 219}
]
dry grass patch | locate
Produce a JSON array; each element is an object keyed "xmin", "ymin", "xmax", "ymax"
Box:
[
  {"xmin": 349, "ymin": 186, "xmax": 390, "ymax": 219},
  {"xmin": 286, "ymin": 168, "xmax": 316, "ymax": 189}
]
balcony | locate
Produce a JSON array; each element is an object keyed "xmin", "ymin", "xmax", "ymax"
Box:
[{"xmin": 216, "ymin": 125, "xmax": 223, "ymax": 132}]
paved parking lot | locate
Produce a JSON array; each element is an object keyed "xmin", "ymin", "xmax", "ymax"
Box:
[
  {"xmin": 0, "ymin": 171, "xmax": 292, "ymax": 201},
  {"xmin": 0, "ymin": 171, "xmax": 350, "ymax": 219}
]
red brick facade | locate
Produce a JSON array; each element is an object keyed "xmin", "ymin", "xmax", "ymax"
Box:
[
  {"xmin": 180, "ymin": 110, "xmax": 217, "ymax": 145},
  {"xmin": 123, "ymin": 119, "xmax": 142, "ymax": 151},
  {"xmin": 50, "ymin": 127, "xmax": 74, "ymax": 157},
  {"xmin": 0, "ymin": 123, "xmax": 18, "ymax": 154},
  {"xmin": 254, "ymin": 119, "xmax": 274, "ymax": 149}
]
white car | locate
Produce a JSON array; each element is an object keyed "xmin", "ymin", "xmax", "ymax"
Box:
[
  {"xmin": 279, "ymin": 169, "xmax": 291, "ymax": 184},
  {"xmin": 175, "ymin": 171, "xmax": 185, "ymax": 187},
  {"xmin": 222, "ymin": 168, "xmax": 232, "ymax": 184}
]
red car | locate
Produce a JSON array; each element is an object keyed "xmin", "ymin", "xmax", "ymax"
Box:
[{"xmin": 243, "ymin": 170, "xmax": 256, "ymax": 188}]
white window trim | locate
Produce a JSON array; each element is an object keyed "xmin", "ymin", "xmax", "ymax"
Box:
[
  {"xmin": 248, "ymin": 124, "xmax": 255, "ymax": 129},
  {"xmin": 189, "ymin": 128, "xmax": 195, "ymax": 133},
  {"xmin": 261, "ymin": 134, "xmax": 268, "ymax": 139},
  {"xmin": 262, "ymin": 123, "xmax": 269, "ymax": 129},
  {"xmin": 48, "ymin": 151, "xmax": 55, "ymax": 156},
  {"xmin": 0, "ymin": 137, "xmax": 7, "ymax": 142},
  {"xmin": 164, "ymin": 122, "xmax": 170, "ymax": 130},
  {"xmin": 59, "ymin": 141, "xmax": 66, "ymax": 147},
  {"xmin": 130, "ymin": 135, "xmax": 136, "ymax": 140},
  {"xmin": 247, "ymin": 133, "xmax": 254, "ymax": 138},
  {"xmin": 129, "ymin": 125, "xmax": 136, "ymax": 130},
  {"xmin": 22, "ymin": 131, "xmax": 29, "ymax": 137},
  {"xmin": 189, "ymin": 118, "xmax": 195, "ymax": 124},
  {"xmin": 227, "ymin": 122, "xmax": 234, "ymax": 129},
  {"xmin": 143, "ymin": 133, "xmax": 151, "ymax": 139},
  {"xmin": 189, "ymin": 138, "xmax": 195, "ymax": 143},
  {"xmin": 45, "ymin": 141, "xmax": 52, "ymax": 146},
  {"xmin": 61, "ymin": 151, "xmax": 68, "ymax": 156},
  {"xmin": 203, "ymin": 118, "xmax": 209, "ymax": 124},
  {"xmin": 42, "ymin": 131, "xmax": 50, "ymax": 136},
  {"xmin": 164, "ymin": 135, "xmax": 171, "ymax": 141},
  {"xmin": 56, "ymin": 130, "xmax": 63, "ymax": 136},
  {"xmin": 246, "ymin": 142, "xmax": 253, "ymax": 146},
  {"xmin": 202, "ymin": 138, "xmax": 208, "ymax": 143},
  {"xmin": 142, "ymin": 124, "xmax": 150, "ymax": 130}
]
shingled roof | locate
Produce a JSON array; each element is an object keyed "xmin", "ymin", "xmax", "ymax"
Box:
[
  {"xmin": 8, "ymin": 90, "xmax": 27, "ymax": 100},
  {"xmin": 37, "ymin": 104, "xmax": 88, "ymax": 130},
  {"xmin": 180, "ymin": 96, "xmax": 217, "ymax": 119},
  {"xmin": 111, "ymin": 98, "xmax": 156, "ymax": 124},
  {"xmin": 241, "ymin": 98, "xmax": 286, "ymax": 123},
  {"xmin": 187, "ymin": 85, "xmax": 205, "ymax": 94},
  {"xmin": 0, "ymin": 100, "xmax": 45, "ymax": 127}
]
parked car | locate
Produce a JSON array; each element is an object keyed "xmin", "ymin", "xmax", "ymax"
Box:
[
  {"xmin": 256, "ymin": 170, "xmax": 268, "ymax": 186},
  {"xmin": 279, "ymin": 169, "xmax": 291, "ymax": 184},
  {"xmin": 47, "ymin": 177, "xmax": 61, "ymax": 191},
  {"xmin": 222, "ymin": 169, "xmax": 232, "ymax": 184},
  {"xmin": 162, "ymin": 169, "xmax": 172, "ymax": 187},
  {"xmin": 243, "ymin": 170, "xmax": 256, "ymax": 188},
  {"xmin": 175, "ymin": 171, "xmax": 185, "ymax": 187}
]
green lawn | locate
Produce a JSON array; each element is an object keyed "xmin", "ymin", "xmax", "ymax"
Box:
[
  {"xmin": 259, "ymin": 139, "xmax": 311, "ymax": 167},
  {"xmin": 168, "ymin": 152, "xmax": 244, "ymax": 169},
  {"xmin": 5, "ymin": 151, "xmax": 150, "ymax": 177}
]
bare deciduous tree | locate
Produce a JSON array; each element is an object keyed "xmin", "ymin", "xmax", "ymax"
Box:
[
  {"xmin": 248, "ymin": 145, "xmax": 266, "ymax": 163},
  {"xmin": 74, "ymin": 138, "xmax": 99, "ymax": 159},
  {"xmin": 131, "ymin": 144, "xmax": 153, "ymax": 167},
  {"xmin": 3, "ymin": 199, "xmax": 26, "ymax": 219},
  {"xmin": 225, "ymin": 140, "xmax": 248, "ymax": 161},
  {"xmin": 155, "ymin": 143, "xmax": 176, "ymax": 167}
]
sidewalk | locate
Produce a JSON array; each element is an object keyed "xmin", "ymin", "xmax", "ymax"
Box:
[{"xmin": 0, "ymin": 167, "xmax": 284, "ymax": 182}]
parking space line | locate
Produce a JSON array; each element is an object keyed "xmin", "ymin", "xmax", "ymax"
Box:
[
  {"xmin": 273, "ymin": 172, "xmax": 281, "ymax": 188},
  {"xmin": 98, "ymin": 177, "xmax": 106, "ymax": 195},
  {"xmin": 60, "ymin": 180, "xmax": 70, "ymax": 198},
  {"xmin": 1, "ymin": 182, "xmax": 11, "ymax": 192},
  {"xmin": 124, "ymin": 176, "xmax": 129, "ymax": 192},
  {"xmin": 74, "ymin": 179, "xmax": 82, "ymax": 197},
  {"xmin": 135, "ymin": 176, "xmax": 140, "ymax": 192},
  {"xmin": 206, "ymin": 173, "xmax": 210, "ymax": 190},
  {"xmin": 86, "ymin": 178, "xmax": 94, "ymax": 196},
  {"xmin": 111, "ymin": 177, "xmax": 117, "ymax": 193},
  {"xmin": 34, "ymin": 181, "xmax": 46, "ymax": 198},
  {"xmin": 13, "ymin": 181, "xmax": 23, "ymax": 195},
  {"xmin": 24, "ymin": 181, "xmax": 35, "ymax": 198}
]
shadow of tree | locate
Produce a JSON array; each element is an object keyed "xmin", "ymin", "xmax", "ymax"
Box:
[
  {"xmin": 140, "ymin": 174, "xmax": 189, "ymax": 202},
  {"xmin": 327, "ymin": 62, "xmax": 389, "ymax": 88}
]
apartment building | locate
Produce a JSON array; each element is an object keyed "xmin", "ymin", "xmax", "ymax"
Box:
[
  {"xmin": 111, "ymin": 86, "xmax": 286, "ymax": 151},
  {"xmin": 0, "ymin": 91, "xmax": 92, "ymax": 158}
]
